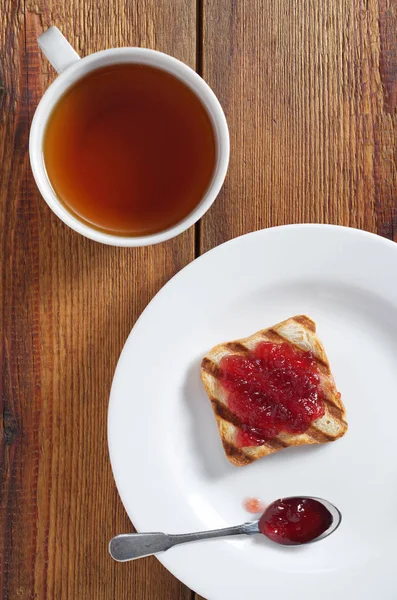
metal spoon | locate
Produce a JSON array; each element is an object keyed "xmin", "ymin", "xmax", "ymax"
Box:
[{"xmin": 109, "ymin": 497, "xmax": 341, "ymax": 562}]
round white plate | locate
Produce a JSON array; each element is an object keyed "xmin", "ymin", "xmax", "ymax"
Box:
[{"xmin": 108, "ymin": 225, "xmax": 397, "ymax": 600}]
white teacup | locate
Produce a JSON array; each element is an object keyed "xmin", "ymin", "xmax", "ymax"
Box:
[{"xmin": 30, "ymin": 27, "xmax": 229, "ymax": 247}]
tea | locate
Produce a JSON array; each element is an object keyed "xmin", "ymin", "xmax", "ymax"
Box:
[{"xmin": 43, "ymin": 64, "xmax": 216, "ymax": 236}]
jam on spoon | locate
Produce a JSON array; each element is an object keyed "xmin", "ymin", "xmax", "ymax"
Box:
[{"xmin": 259, "ymin": 497, "xmax": 334, "ymax": 545}]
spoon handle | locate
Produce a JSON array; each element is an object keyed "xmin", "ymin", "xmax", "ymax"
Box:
[{"xmin": 109, "ymin": 521, "xmax": 259, "ymax": 562}]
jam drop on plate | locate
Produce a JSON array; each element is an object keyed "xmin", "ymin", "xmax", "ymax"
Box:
[
  {"xmin": 259, "ymin": 497, "xmax": 333, "ymax": 545},
  {"xmin": 244, "ymin": 497, "xmax": 265, "ymax": 514},
  {"xmin": 220, "ymin": 342, "xmax": 325, "ymax": 447}
]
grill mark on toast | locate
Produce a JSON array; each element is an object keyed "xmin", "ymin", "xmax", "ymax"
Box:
[
  {"xmin": 222, "ymin": 441, "xmax": 254, "ymax": 465},
  {"xmin": 317, "ymin": 361, "xmax": 331, "ymax": 375},
  {"xmin": 201, "ymin": 357, "xmax": 222, "ymax": 379},
  {"xmin": 313, "ymin": 356, "xmax": 331, "ymax": 372},
  {"xmin": 260, "ymin": 329, "xmax": 285, "ymax": 343},
  {"xmin": 306, "ymin": 425, "xmax": 335, "ymax": 443},
  {"xmin": 211, "ymin": 399, "xmax": 242, "ymax": 427},
  {"xmin": 224, "ymin": 342, "xmax": 250, "ymax": 353},
  {"xmin": 323, "ymin": 398, "xmax": 344, "ymax": 420},
  {"xmin": 263, "ymin": 437, "xmax": 289, "ymax": 450},
  {"xmin": 292, "ymin": 315, "xmax": 316, "ymax": 332}
]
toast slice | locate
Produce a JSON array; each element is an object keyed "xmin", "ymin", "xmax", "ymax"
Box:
[{"xmin": 201, "ymin": 315, "xmax": 348, "ymax": 466}]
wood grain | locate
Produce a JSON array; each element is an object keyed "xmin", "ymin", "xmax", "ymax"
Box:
[
  {"xmin": 376, "ymin": 0, "xmax": 397, "ymax": 240},
  {"xmin": 1, "ymin": 1, "xmax": 396, "ymax": 600},
  {"xmin": 1, "ymin": 1, "xmax": 196, "ymax": 599},
  {"xmin": 200, "ymin": 0, "xmax": 396, "ymax": 251}
]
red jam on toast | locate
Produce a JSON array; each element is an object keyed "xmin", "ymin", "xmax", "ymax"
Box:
[{"xmin": 220, "ymin": 342, "xmax": 325, "ymax": 448}]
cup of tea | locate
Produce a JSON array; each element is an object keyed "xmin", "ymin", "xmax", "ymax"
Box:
[{"xmin": 30, "ymin": 27, "xmax": 229, "ymax": 246}]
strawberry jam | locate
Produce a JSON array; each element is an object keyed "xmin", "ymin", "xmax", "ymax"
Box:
[
  {"xmin": 244, "ymin": 497, "xmax": 265, "ymax": 514},
  {"xmin": 220, "ymin": 342, "xmax": 324, "ymax": 447},
  {"xmin": 259, "ymin": 497, "xmax": 333, "ymax": 545}
]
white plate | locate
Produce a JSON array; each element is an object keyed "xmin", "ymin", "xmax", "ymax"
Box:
[{"xmin": 108, "ymin": 225, "xmax": 397, "ymax": 600}]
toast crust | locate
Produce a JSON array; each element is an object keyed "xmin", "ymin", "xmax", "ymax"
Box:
[{"xmin": 201, "ymin": 315, "xmax": 348, "ymax": 466}]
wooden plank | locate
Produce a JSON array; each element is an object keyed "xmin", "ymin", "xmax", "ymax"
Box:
[
  {"xmin": 200, "ymin": 0, "xmax": 396, "ymax": 253},
  {"xmin": 1, "ymin": 2, "xmax": 196, "ymax": 599},
  {"xmin": 376, "ymin": 0, "xmax": 397, "ymax": 240}
]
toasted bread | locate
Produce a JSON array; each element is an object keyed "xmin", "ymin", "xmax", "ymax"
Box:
[{"xmin": 201, "ymin": 315, "xmax": 348, "ymax": 466}]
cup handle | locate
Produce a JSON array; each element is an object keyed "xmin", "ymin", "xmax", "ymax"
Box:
[{"xmin": 38, "ymin": 26, "xmax": 80, "ymax": 74}]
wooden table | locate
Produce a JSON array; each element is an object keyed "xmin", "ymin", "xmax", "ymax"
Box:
[{"xmin": 1, "ymin": 1, "xmax": 396, "ymax": 598}]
